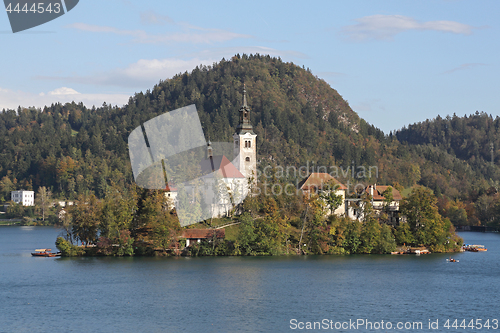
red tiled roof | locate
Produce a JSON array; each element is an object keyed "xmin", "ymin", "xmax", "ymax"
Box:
[
  {"xmin": 181, "ymin": 229, "xmax": 225, "ymax": 239},
  {"xmin": 165, "ymin": 183, "xmax": 177, "ymax": 192},
  {"xmin": 200, "ymin": 155, "xmax": 245, "ymax": 178},
  {"xmin": 298, "ymin": 173, "xmax": 347, "ymax": 191},
  {"xmin": 366, "ymin": 185, "xmax": 402, "ymax": 201}
]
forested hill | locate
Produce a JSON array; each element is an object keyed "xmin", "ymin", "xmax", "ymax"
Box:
[
  {"xmin": 0, "ymin": 54, "xmax": 386, "ymax": 201},
  {"xmin": 395, "ymin": 112, "xmax": 500, "ymax": 227},
  {"xmin": 126, "ymin": 54, "xmax": 385, "ymax": 169},
  {"xmin": 396, "ymin": 112, "xmax": 500, "ymax": 177},
  {"xmin": 0, "ymin": 54, "xmax": 499, "ymax": 227}
]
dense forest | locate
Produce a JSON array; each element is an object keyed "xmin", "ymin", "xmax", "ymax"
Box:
[
  {"xmin": 396, "ymin": 113, "xmax": 500, "ymax": 227},
  {"xmin": 0, "ymin": 54, "xmax": 499, "ymax": 230}
]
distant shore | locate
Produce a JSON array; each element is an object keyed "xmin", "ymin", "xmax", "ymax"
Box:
[{"xmin": 0, "ymin": 219, "xmax": 21, "ymax": 226}]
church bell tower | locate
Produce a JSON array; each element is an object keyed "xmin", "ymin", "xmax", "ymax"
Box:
[{"xmin": 233, "ymin": 85, "xmax": 257, "ymax": 186}]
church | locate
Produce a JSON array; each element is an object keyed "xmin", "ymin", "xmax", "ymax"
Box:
[
  {"xmin": 166, "ymin": 86, "xmax": 257, "ymax": 219},
  {"xmin": 232, "ymin": 85, "xmax": 257, "ymax": 186}
]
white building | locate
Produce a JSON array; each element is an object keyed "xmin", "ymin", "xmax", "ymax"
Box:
[
  {"xmin": 202, "ymin": 154, "xmax": 247, "ymax": 217},
  {"xmin": 365, "ymin": 184, "xmax": 402, "ymax": 210},
  {"xmin": 298, "ymin": 173, "xmax": 347, "ymax": 216},
  {"xmin": 11, "ymin": 190, "xmax": 34, "ymax": 206},
  {"xmin": 345, "ymin": 184, "xmax": 402, "ymax": 223}
]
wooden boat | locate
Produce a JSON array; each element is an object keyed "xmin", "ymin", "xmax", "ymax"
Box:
[
  {"xmin": 475, "ymin": 245, "xmax": 487, "ymax": 252},
  {"xmin": 463, "ymin": 244, "xmax": 487, "ymax": 252},
  {"xmin": 31, "ymin": 249, "xmax": 61, "ymax": 257}
]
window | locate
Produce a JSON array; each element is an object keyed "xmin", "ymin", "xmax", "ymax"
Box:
[{"xmin": 245, "ymin": 157, "xmax": 250, "ymax": 162}]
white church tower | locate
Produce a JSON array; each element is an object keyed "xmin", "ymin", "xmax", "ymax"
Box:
[{"xmin": 233, "ymin": 85, "xmax": 257, "ymax": 187}]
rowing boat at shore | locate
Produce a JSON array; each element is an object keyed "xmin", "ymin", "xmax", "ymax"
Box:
[{"xmin": 31, "ymin": 249, "xmax": 61, "ymax": 257}]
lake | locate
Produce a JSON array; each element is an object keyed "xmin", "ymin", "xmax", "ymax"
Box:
[{"xmin": 0, "ymin": 226, "xmax": 499, "ymax": 332}]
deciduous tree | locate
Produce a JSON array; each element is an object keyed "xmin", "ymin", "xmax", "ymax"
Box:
[{"xmin": 35, "ymin": 186, "xmax": 52, "ymax": 221}]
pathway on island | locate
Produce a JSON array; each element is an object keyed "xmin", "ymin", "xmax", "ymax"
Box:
[{"xmin": 215, "ymin": 222, "xmax": 240, "ymax": 229}]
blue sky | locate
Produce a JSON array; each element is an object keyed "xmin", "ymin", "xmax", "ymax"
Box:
[{"xmin": 1, "ymin": 0, "xmax": 498, "ymax": 133}]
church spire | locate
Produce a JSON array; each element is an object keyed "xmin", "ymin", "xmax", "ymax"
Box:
[
  {"xmin": 236, "ymin": 84, "xmax": 254, "ymax": 134},
  {"xmin": 243, "ymin": 83, "xmax": 247, "ymax": 108}
]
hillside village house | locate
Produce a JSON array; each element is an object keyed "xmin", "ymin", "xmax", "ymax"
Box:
[
  {"xmin": 366, "ymin": 184, "xmax": 402, "ymax": 210},
  {"xmin": 297, "ymin": 173, "xmax": 402, "ymax": 223},
  {"xmin": 11, "ymin": 190, "xmax": 34, "ymax": 206},
  {"xmin": 346, "ymin": 184, "xmax": 402, "ymax": 223},
  {"xmin": 365, "ymin": 184, "xmax": 402, "ymax": 225},
  {"xmin": 298, "ymin": 172, "xmax": 347, "ymax": 216}
]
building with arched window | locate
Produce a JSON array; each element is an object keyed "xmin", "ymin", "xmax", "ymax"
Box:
[{"xmin": 233, "ymin": 85, "xmax": 257, "ymax": 188}]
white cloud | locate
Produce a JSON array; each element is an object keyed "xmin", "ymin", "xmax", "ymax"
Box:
[
  {"xmin": 342, "ymin": 15, "xmax": 475, "ymax": 41},
  {"xmin": 441, "ymin": 63, "xmax": 487, "ymax": 74},
  {"xmin": 35, "ymin": 47, "xmax": 308, "ymax": 89},
  {"xmin": 67, "ymin": 22, "xmax": 252, "ymax": 44},
  {"xmin": 140, "ymin": 11, "xmax": 174, "ymax": 25},
  {"xmin": 48, "ymin": 87, "xmax": 80, "ymax": 95},
  {"xmin": 35, "ymin": 57, "xmax": 217, "ymax": 88},
  {"xmin": 0, "ymin": 87, "xmax": 130, "ymax": 110},
  {"xmin": 120, "ymin": 58, "xmax": 212, "ymax": 80}
]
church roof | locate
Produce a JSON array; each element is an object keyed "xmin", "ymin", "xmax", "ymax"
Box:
[
  {"xmin": 165, "ymin": 183, "xmax": 177, "ymax": 192},
  {"xmin": 200, "ymin": 155, "xmax": 245, "ymax": 179}
]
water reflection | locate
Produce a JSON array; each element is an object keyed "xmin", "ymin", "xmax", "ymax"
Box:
[{"xmin": 1, "ymin": 227, "xmax": 499, "ymax": 332}]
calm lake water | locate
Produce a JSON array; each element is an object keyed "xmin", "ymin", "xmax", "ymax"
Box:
[{"xmin": 0, "ymin": 227, "xmax": 499, "ymax": 333}]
